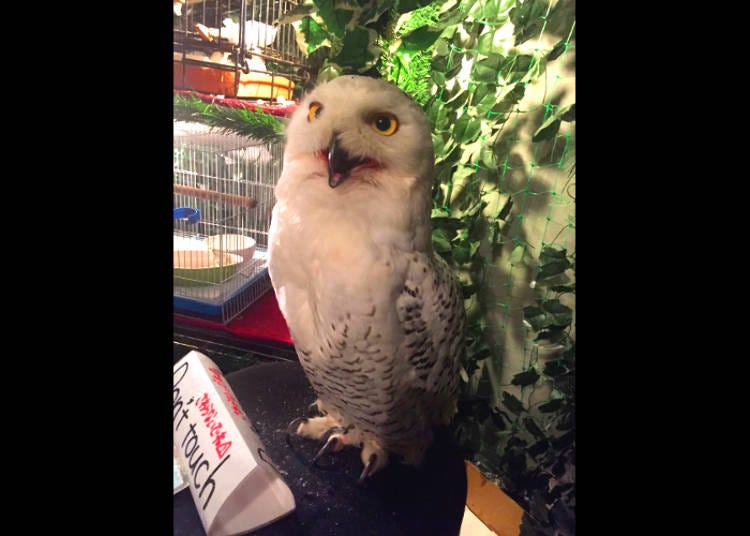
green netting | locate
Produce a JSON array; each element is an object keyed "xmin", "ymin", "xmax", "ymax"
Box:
[{"xmin": 407, "ymin": 5, "xmax": 576, "ymax": 408}]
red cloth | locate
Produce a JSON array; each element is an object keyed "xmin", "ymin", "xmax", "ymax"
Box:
[
  {"xmin": 175, "ymin": 290, "xmax": 293, "ymax": 345},
  {"xmin": 174, "ymin": 89, "xmax": 298, "ymax": 117}
]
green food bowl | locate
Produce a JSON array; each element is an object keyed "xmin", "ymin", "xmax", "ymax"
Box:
[{"xmin": 173, "ymin": 250, "xmax": 243, "ymax": 287}]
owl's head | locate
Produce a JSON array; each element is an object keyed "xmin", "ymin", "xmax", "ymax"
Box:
[{"xmin": 283, "ymin": 75, "xmax": 434, "ymax": 191}]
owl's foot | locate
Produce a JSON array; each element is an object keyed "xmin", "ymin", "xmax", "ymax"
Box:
[
  {"xmin": 290, "ymin": 414, "xmax": 340, "ymax": 439},
  {"xmin": 358, "ymin": 439, "xmax": 389, "ymax": 484},
  {"xmin": 285, "ymin": 411, "xmax": 388, "ymax": 483}
]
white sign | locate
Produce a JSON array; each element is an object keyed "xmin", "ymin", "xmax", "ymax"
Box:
[{"xmin": 173, "ymin": 350, "xmax": 295, "ymax": 536}]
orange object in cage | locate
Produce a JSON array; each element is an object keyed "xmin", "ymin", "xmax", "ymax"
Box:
[{"xmin": 174, "ymin": 59, "xmax": 295, "ymax": 100}]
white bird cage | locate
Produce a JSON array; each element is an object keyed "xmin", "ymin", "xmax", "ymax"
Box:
[
  {"xmin": 173, "ymin": 0, "xmax": 311, "ymax": 100},
  {"xmin": 173, "ymin": 121, "xmax": 284, "ymax": 324}
]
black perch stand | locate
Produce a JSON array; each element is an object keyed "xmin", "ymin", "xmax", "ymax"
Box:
[{"xmin": 174, "ymin": 360, "xmax": 468, "ymax": 535}]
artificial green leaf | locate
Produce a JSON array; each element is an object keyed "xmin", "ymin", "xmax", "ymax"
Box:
[
  {"xmin": 510, "ymin": 244, "xmax": 525, "ymax": 263},
  {"xmin": 523, "ymin": 417, "xmax": 545, "ymax": 440},
  {"xmin": 474, "ymin": 54, "xmax": 503, "ymax": 83},
  {"xmin": 445, "ymin": 87, "xmax": 470, "ymax": 108},
  {"xmin": 432, "ymin": 228, "xmax": 453, "ymax": 253},
  {"xmin": 547, "ymin": 39, "xmax": 567, "ymax": 61},
  {"xmin": 490, "ymin": 408, "xmax": 508, "ymax": 430},
  {"xmin": 551, "ymin": 430, "xmax": 575, "ymax": 451},
  {"xmin": 401, "ymin": 26, "xmax": 443, "ymax": 52},
  {"xmin": 504, "ymin": 447, "xmax": 528, "ymax": 475},
  {"xmin": 316, "ymin": 61, "xmax": 342, "ymax": 82},
  {"xmin": 476, "ymin": 365, "xmax": 494, "ymax": 399},
  {"xmin": 538, "ymin": 398, "xmax": 564, "ymax": 413},
  {"xmin": 537, "ymin": 272, "xmax": 570, "ymax": 288},
  {"xmin": 471, "ymin": 81, "xmax": 494, "ymax": 104},
  {"xmin": 459, "ymin": 366, "xmax": 469, "ymax": 383},
  {"xmin": 543, "ymin": 360, "xmax": 568, "ymax": 378},
  {"xmin": 454, "ymin": 113, "xmax": 482, "ymax": 143},
  {"xmin": 536, "ymin": 260, "xmax": 570, "ymax": 282},
  {"xmin": 461, "ymin": 282, "xmax": 478, "ymax": 298},
  {"xmin": 533, "ymin": 102, "xmax": 575, "ymax": 142},
  {"xmin": 476, "ymin": 92, "xmax": 501, "ymax": 117},
  {"xmin": 497, "ymin": 196, "xmax": 513, "ymax": 220},
  {"xmin": 469, "ymin": 240, "xmax": 481, "ymax": 257},
  {"xmin": 506, "ymin": 436, "xmax": 527, "ymax": 449},
  {"xmin": 492, "ymin": 83, "xmax": 527, "ymax": 114},
  {"xmin": 539, "ymin": 244, "xmax": 568, "ymax": 263},
  {"xmin": 526, "ymin": 439, "xmax": 549, "ymax": 459},
  {"xmin": 477, "ymin": 27, "xmax": 511, "ymax": 56},
  {"xmin": 456, "ymin": 418, "xmax": 482, "ymax": 453},
  {"xmin": 483, "ymin": 0, "xmax": 501, "ymax": 20},
  {"xmin": 542, "ymin": 299, "xmax": 573, "ymax": 326},
  {"xmin": 429, "ymin": 101, "xmax": 451, "ymax": 130},
  {"xmin": 334, "ymin": 27, "xmax": 379, "ymax": 69},
  {"xmin": 532, "ymin": 117, "xmax": 561, "ymax": 143},
  {"xmin": 298, "ymin": 16, "xmax": 329, "ymax": 54},
  {"xmin": 445, "ymin": 53, "xmax": 465, "ymax": 78},
  {"xmin": 434, "ymin": 38, "xmax": 450, "ymax": 56},
  {"xmin": 432, "ymin": 132, "xmax": 446, "ymax": 157},
  {"xmin": 512, "ymin": 368, "xmax": 540, "ymax": 387},
  {"xmin": 359, "ymin": 0, "xmax": 397, "ymax": 25},
  {"xmin": 431, "ymin": 206, "xmax": 450, "ymax": 218},
  {"xmin": 431, "ymin": 70, "xmax": 446, "ymax": 86},
  {"xmin": 430, "ymin": 53, "xmax": 448, "ymax": 73},
  {"xmin": 550, "ymin": 284, "xmax": 575, "ymax": 293},
  {"xmin": 438, "ymin": 3, "xmax": 465, "ymax": 26},
  {"xmin": 556, "ymin": 411, "xmax": 575, "ymax": 430},
  {"xmin": 452, "ymin": 243, "xmax": 470, "ymax": 264},
  {"xmin": 534, "ymin": 326, "xmax": 568, "ymax": 344},
  {"xmin": 510, "ymin": 54, "xmax": 534, "ymax": 73},
  {"xmin": 470, "ymin": 341, "xmax": 493, "ymax": 361},
  {"xmin": 316, "ymin": 0, "xmax": 349, "ymax": 37},
  {"xmin": 560, "ymin": 103, "xmax": 576, "ymax": 122},
  {"xmin": 501, "ymin": 391, "xmax": 525, "ymax": 415},
  {"xmin": 463, "ymin": 196, "xmax": 487, "ymax": 218},
  {"xmin": 477, "ymin": 30, "xmax": 496, "ymax": 56},
  {"xmin": 397, "ymin": 0, "xmax": 434, "ymax": 13},
  {"xmin": 451, "ymin": 164, "xmax": 477, "ymax": 187},
  {"xmin": 431, "ymin": 216, "xmax": 464, "ymax": 232},
  {"xmin": 523, "ymin": 305, "xmax": 549, "ymax": 331},
  {"xmin": 511, "ymin": 0, "xmax": 546, "ymax": 46}
]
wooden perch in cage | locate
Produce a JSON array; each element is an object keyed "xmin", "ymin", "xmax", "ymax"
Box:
[{"xmin": 173, "ymin": 184, "xmax": 257, "ymax": 209}]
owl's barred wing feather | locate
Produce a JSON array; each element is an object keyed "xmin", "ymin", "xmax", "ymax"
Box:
[{"xmin": 397, "ymin": 252, "xmax": 464, "ymax": 424}]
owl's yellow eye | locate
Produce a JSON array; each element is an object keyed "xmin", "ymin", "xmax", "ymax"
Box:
[
  {"xmin": 370, "ymin": 113, "xmax": 398, "ymax": 136},
  {"xmin": 308, "ymin": 102, "xmax": 322, "ymax": 122}
]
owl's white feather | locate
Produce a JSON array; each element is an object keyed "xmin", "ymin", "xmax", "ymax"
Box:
[{"xmin": 268, "ymin": 76, "xmax": 464, "ymax": 477}]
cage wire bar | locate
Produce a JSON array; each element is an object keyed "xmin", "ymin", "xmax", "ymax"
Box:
[{"xmin": 173, "ymin": 121, "xmax": 284, "ymax": 323}]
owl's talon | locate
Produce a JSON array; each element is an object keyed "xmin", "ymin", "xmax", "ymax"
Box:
[
  {"xmin": 285, "ymin": 416, "xmax": 308, "ymax": 444},
  {"xmin": 358, "ymin": 453, "xmax": 377, "ymax": 485},
  {"xmin": 313, "ymin": 430, "xmax": 343, "ymax": 462},
  {"xmin": 307, "ymin": 401, "xmax": 327, "ymax": 416}
]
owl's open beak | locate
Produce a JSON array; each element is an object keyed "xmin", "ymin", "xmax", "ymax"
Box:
[{"xmin": 327, "ymin": 133, "xmax": 376, "ymax": 188}]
